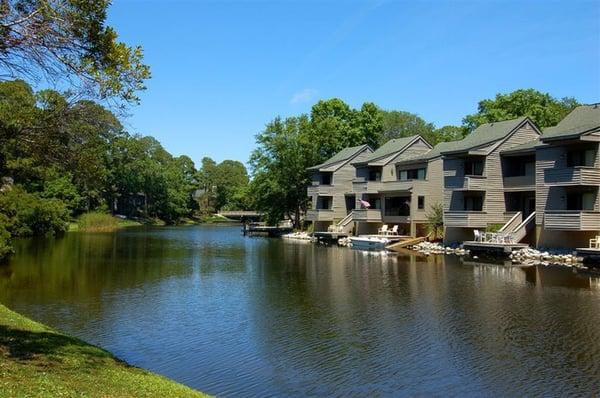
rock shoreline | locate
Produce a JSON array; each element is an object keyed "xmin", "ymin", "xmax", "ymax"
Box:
[{"xmin": 408, "ymin": 241, "xmax": 593, "ymax": 272}]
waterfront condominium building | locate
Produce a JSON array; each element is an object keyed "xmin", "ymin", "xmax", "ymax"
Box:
[
  {"xmin": 533, "ymin": 104, "xmax": 600, "ymax": 248},
  {"xmin": 351, "ymin": 135, "xmax": 437, "ymax": 236},
  {"xmin": 441, "ymin": 117, "xmax": 542, "ymax": 244},
  {"xmin": 306, "ymin": 144, "xmax": 373, "ymax": 232}
]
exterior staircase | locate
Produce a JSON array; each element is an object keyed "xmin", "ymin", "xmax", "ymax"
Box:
[
  {"xmin": 335, "ymin": 211, "xmax": 355, "ymax": 233},
  {"xmin": 499, "ymin": 211, "xmax": 536, "ymax": 243}
]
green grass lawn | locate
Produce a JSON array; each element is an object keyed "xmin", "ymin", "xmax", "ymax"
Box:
[{"xmin": 0, "ymin": 304, "xmax": 209, "ymax": 398}]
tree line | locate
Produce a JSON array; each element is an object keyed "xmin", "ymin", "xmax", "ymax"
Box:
[
  {"xmin": 0, "ymin": 80, "xmax": 251, "ymax": 259},
  {"xmin": 249, "ymin": 90, "xmax": 580, "ymax": 227}
]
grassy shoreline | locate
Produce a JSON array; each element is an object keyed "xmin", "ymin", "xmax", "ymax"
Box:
[{"xmin": 0, "ymin": 303, "xmax": 209, "ymax": 397}]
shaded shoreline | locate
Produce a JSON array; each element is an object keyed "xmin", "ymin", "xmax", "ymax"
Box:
[{"xmin": 0, "ymin": 303, "xmax": 209, "ymax": 397}]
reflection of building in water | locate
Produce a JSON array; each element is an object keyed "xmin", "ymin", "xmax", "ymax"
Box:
[
  {"xmin": 462, "ymin": 256, "xmax": 599, "ymax": 290},
  {"xmin": 470, "ymin": 262, "xmax": 528, "ymax": 285},
  {"xmin": 523, "ymin": 266, "xmax": 594, "ymax": 289}
]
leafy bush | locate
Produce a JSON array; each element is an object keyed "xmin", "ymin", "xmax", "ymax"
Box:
[
  {"xmin": 0, "ymin": 215, "xmax": 13, "ymax": 261},
  {"xmin": 485, "ymin": 224, "xmax": 504, "ymax": 233},
  {"xmin": 76, "ymin": 212, "xmax": 119, "ymax": 232},
  {"xmin": 0, "ymin": 186, "xmax": 69, "ymax": 237},
  {"xmin": 426, "ymin": 203, "xmax": 444, "ymax": 240}
]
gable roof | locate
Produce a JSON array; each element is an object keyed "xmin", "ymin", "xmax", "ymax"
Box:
[
  {"xmin": 395, "ymin": 141, "xmax": 458, "ymax": 165},
  {"xmin": 540, "ymin": 104, "xmax": 600, "ymax": 142},
  {"xmin": 307, "ymin": 144, "xmax": 371, "ymax": 172},
  {"xmin": 500, "ymin": 138, "xmax": 543, "ymax": 156},
  {"xmin": 440, "ymin": 117, "xmax": 529, "ymax": 155},
  {"xmin": 353, "ymin": 136, "xmax": 426, "ymax": 166}
]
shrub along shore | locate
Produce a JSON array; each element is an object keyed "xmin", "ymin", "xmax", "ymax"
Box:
[{"xmin": 0, "ymin": 303, "xmax": 209, "ymax": 397}]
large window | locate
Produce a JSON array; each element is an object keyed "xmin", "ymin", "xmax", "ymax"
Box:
[
  {"xmin": 567, "ymin": 148, "xmax": 596, "ymax": 167},
  {"xmin": 321, "ymin": 172, "xmax": 332, "ymax": 185},
  {"xmin": 398, "ymin": 167, "xmax": 426, "ymax": 181},
  {"xmin": 464, "ymin": 159, "xmax": 484, "ymax": 176},
  {"xmin": 318, "ymin": 196, "xmax": 332, "ymax": 210},
  {"xmin": 463, "ymin": 194, "xmax": 484, "ymax": 211},
  {"xmin": 504, "ymin": 156, "xmax": 535, "ymax": 177},
  {"xmin": 368, "ymin": 168, "xmax": 382, "ymax": 181},
  {"xmin": 385, "ymin": 196, "xmax": 410, "ymax": 216},
  {"xmin": 566, "ymin": 191, "xmax": 596, "ymax": 211}
]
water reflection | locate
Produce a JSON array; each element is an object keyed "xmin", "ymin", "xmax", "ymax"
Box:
[{"xmin": 1, "ymin": 226, "xmax": 599, "ymax": 396}]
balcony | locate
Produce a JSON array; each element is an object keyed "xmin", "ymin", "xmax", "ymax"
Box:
[
  {"xmin": 448, "ymin": 175, "xmax": 487, "ymax": 191},
  {"xmin": 305, "ymin": 209, "xmax": 334, "ymax": 222},
  {"xmin": 503, "ymin": 174, "xmax": 535, "ymax": 190},
  {"xmin": 544, "ymin": 167, "xmax": 600, "ymax": 186},
  {"xmin": 352, "ymin": 177, "xmax": 383, "ymax": 193},
  {"xmin": 352, "ymin": 209, "xmax": 382, "ymax": 222},
  {"xmin": 307, "ymin": 181, "xmax": 334, "ymax": 196},
  {"xmin": 543, "ymin": 211, "xmax": 600, "ymax": 231},
  {"xmin": 444, "ymin": 211, "xmax": 488, "ymax": 228},
  {"xmin": 379, "ymin": 180, "xmax": 414, "ymax": 193}
]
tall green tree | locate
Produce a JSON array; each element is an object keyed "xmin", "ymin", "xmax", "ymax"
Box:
[
  {"xmin": 380, "ymin": 110, "xmax": 437, "ymax": 145},
  {"xmin": 0, "ymin": 0, "xmax": 151, "ymax": 104},
  {"xmin": 309, "ymin": 98, "xmax": 383, "ymax": 157},
  {"xmin": 250, "ymin": 115, "xmax": 313, "ymax": 227},
  {"xmin": 214, "ymin": 160, "xmax": 249, "ymax": 211},
  {"xmin": 463, "ymin": 89, "xmax": 579, "ymax": 132}
]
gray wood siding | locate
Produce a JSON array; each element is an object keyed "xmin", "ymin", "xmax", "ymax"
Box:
[
  {"xmin": 483, "ymin": 122, "xmax": 540, "ymax": 223},
  {"xmin": 536, "ymin": 142, "xmax": 600, "ymax": 226},
  {"xmin": 382, "ymin": 138, "xmax": 432, "ymax": 182},
  {"xmin": 407, "ymin": 158, "xmax": 444, "ymax": 223},
  {"xmin": 444, "ymin": 121, "xmax": 540, "ymax": 226},
  {"xmin": 326, "ymin": 148, "xmax": 372, "ymax": 221}
]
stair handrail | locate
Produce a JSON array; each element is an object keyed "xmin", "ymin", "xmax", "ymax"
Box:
[
  {"xmin": 512, "ymin": 211, "xmax": 536, "ymax": 234},
  {"xmin": 499, "ymin": 211, "xmax": 522, "ymax": 233},
  {"xmin": 337, "ymin": 211, "xmax": 355, "ymax": 227},
  {"xmin": 510, "ymin": 211, "xmax": 536, "ymax": 243}
]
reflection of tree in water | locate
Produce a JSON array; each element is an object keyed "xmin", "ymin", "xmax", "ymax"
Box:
[{"xmin": 0, "ymin": 230, "xmax": 197, "ymax": 329}]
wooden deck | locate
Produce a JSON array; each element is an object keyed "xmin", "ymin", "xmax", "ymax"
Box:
[
  {"xmin": 243, "ymin": 224, "xmax": 293, "ymax": 237},
  {"xmin": 463, "ymin": 241, "xmax": 529, "ymax": 255},
  {"xmin": 386, "ymin": 236, "xmax": 427, "ymax": 252},
  {"xmin": 313, "ymin": 231, "xmax": 350, "ymax": 242}
]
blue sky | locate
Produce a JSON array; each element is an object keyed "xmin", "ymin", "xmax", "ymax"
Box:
[{"xmin": 108, "ymin": 0, "xmax": 600, "ymax": 166}]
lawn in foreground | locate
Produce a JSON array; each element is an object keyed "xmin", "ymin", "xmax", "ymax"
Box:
[{"xmin": 0, "ymin": 304, "xmax": 208, "ymax": 397}]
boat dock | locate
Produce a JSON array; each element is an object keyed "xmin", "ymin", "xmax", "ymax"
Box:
[
  {"xmin": 313, "ymin": 231, "xmax": 350, "ymax": 243},
  {"xmin": 462, "ymin": 241, "xmax": 529, "ymax": 255},
  {"xmin": 243, "ymin": 224, "xmax": 293, "ymax": 237},
  {"xmin": 386, "ymin": 236, "xmax": 427, "ymax": 252}
]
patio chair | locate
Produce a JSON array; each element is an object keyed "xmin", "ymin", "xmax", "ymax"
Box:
[
  {"xmin": 378, "ymin": 225, "xmax": 388, "ymax": 235},
  {"xmin": 389, "ymin": 225, "xmax": 399, "ymax": 236},
  {"xmin": 590, "ymin": 236, "xmax": 600, "ymax": 249},
  {"xmin": 473, "ymin": 229, "xmax": 482, "ymax": 242}
]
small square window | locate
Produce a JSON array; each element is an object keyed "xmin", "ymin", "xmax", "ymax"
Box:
[{"xmin": 418, "ymin": 196, "xmax": 425, "ymax": 210}]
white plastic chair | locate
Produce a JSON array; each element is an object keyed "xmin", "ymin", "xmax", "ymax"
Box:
[
  {"xmin": 378, "ymin": 225, "xmax": 388, "ymax": 235},
  {"xmin": 473, "ymin": 229, "xmax": 481, "ymax": 242},
  {"xmin": 389, "ymin": 225, "xmax": 399, "ymax": 236}
]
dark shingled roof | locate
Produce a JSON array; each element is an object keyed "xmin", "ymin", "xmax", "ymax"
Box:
[
  {"xmin": 307, "ymin": 144, "xmax": 370, "ymax": 171},
  {"xmin": 440, "ymin": 117, "xmax": 528, "ymax": 155},
  {"xmin": 541, "ymin": 104, "xmax": 600, "ymax": 141},
  {"xmin": 353, "ymin": 136, "xmax": 422, "ymax": 165}
]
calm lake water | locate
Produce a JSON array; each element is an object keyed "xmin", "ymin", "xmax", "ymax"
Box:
[{"xmin": 1, "ymin": 225, "xmax": 600, "ymax": 397}]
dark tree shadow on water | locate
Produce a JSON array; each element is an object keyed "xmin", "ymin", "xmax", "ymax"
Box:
[{"xmin": 0, "ymin": 325, "xmax": 125, "ymax": 367}]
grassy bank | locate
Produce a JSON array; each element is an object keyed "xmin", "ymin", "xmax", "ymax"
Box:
[
  {"xmin": 70, "ymin": 212, "xmax": 144, "ymax": 232},
  {"xmin": 0, "ymin": 303, "xmax": 208, "ymax": 397}
]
